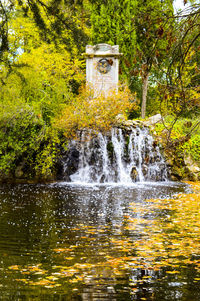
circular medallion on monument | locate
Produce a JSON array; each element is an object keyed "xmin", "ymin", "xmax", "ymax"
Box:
[{"xmin": 97, "ymin": 58, "xmax": 111, "ymax": 74}]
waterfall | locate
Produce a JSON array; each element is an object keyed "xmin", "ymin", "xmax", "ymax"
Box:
[{"xmin": 63, "ymin": 127, "xmax": 168, "ymax": 183}]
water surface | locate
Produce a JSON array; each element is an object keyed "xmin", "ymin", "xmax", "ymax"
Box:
[{"xmin": 0, "ymin": 182, "xmax": 199, "ymax": 300}]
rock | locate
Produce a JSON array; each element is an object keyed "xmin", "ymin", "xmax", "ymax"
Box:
[
  {"xmin": 130, "ymin": 166, "xmax": 138, "ymax": 182},
  {"xmin": 115, "ymin": 114, "xmax": 126, "ymax": 124},
  {"xmin": 115, "ymin": 114, "xmax": 143, "ymax": 128},
  {"xmin": 56, "ymin": 146, "xmax": 79, "ymax": 181},
  {"xmin": 170, "ymin": 169, "xmax": 183, "ymax": 181},
  {"xmin": 184, "ymin": 153, "xmax": 200, "ymax": 174},
  {"xmin": 152, "ymin": 140, "xmax": 158, "ymax": 148},
  {"xmin": 142, "ymin": 164, "xmax": 148, "ymax": 177},
  {"xmin": 123, "ymin": 120, "xmax": 134, "ymax": 127},
  {"xmin": 15, "ymin": 162, "xmax": 26, "ymax": 178},
  {"xmin": 144, "ymin": 155, "xmax": 149, "ymax": 164},
  {"xmin": 166, "ymin": 157, "xmax": 174, "ymax": 167},
  {"xmin": 167, "ymin": 151, "xmax": 200, "ymax": 181},
  {"xmin": 124, "ymin": 120, "xmax": 143, "ymax": 128},
  {"xmin": 143, "ymin": 114, "xmax": 162, "ymax": 127}
]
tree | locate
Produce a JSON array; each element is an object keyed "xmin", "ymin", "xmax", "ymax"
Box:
[
  {"xmin": 0, "ymin": 0, "xmax": 89, "ymax": 62},
  {"xmin": 133, "ymin": 0, "xmax": 174, "ymax": 118},
  {"xmin": 0, "ymin": 0, "xmax": 89, "ymax": 100},
  {"xmin": 89, "ymin": 0, "xmax": 174, "ymax": 118},
  {"xmin": 166, "ymin": 2, "xmax": 200, "ymax": 102},
  {"xmin": 158, "ymin": 2, "xmax": 200, "ymax": 143},
  {"xmin": 89, "ymin": 0, "xmax": 137, "ymax": 77},
  {"xmin": 0, "ymin": 0, "xmax": 15, "ymax": 61},
  {"xmin": 0, "ymin": 0, "xmax": 88, "ymax": 179}
]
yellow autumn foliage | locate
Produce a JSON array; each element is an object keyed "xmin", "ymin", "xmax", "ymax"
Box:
[{"xmin": 55, "ymin": 85, "xmax": 139, "ymax": 138}]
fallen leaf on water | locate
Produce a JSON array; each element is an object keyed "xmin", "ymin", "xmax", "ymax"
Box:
[
  {"xmin": 53, "ymin": 248, "xmax": 71, "ymax": 253},
  {"xmin": 8, "ymin": 265, "xmax": 19, "ymax": 270},
  {"xmin": 166, "ymin": 270, "xmax": 180, "ymax": 274},
  {"xmin": 31, "ymin": 279, "xmax": 54, "ymax": 286},
  {"xmin": 46, "ymin": 276, "xmax": 59, "ymax": 281},
  {"xmin": 16, "ymin": 279, "xmax": 29, "ymax": 283}
]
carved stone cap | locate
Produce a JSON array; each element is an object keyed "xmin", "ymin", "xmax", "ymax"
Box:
[{"xmin": 83, "ymin": 44, "xmax": 123, "ymax": 57}]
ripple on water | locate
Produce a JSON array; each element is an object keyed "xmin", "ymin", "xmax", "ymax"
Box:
[{"xmin": 0, "ymin": 181, "xmax": 199, "ymax": 301}]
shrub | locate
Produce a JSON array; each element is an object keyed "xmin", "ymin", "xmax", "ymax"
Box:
[
  {"xmin": 154, "ymin": 117, "xmax": 200, "ymax": 165},
  {"xmin": 55, "ymin": 85, "xmax": 139, "ymax": 138},
  {"xmin": 0, "ymin": 103, "xmax": 60, "ymax": 179}
]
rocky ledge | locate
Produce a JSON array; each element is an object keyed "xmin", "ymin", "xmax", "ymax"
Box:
[
  {"xmin": 115, "ymin": 114, "xmax": 200, "ymax": 182},
  {"xmin": 0, "ymin": 114, "xmax": 199, "ymax": 183}
]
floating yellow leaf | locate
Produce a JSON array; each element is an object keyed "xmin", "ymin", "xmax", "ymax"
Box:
[
  {"xmin": 166, "ymin": 271, "xmax": 180, "ymax": 274},
  {"xmin": 53, "ymin": 248, "xmax": 71, "ymax": 253},
  {"xmin": 16, "ymin": 279, "xmax": 29, "ymax": 283},
  {"xmin": 46, "ymin": 276, "xmax": 59, "ymax": 281},
  {"xmin": 8, "ymin": 265, "xmax": 19, "ymax": 270},
  {"xmin": 31, "ymin": 279, "xmax": 53, "ymax": 286}
]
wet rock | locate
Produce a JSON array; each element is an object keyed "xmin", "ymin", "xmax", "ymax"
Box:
[
  {"xmin": 15, "ymin": 164, "xmax": 24, "ymax": 178},
  {"xmin": 170, "ymin": 170, "xmax": 185, "ymax": 181},
  {"xmin": 142, "ymin": 164, "xmax": 148, "ymax": 177},
  {"xmin": 136, "ymin": 128, "xmax": 140, "ymax": 136},
  {"xmin": 144, "ymin": 155, "xmax": 149, "ymax": 164},
  {"xmin": 130, "ymin": 166, "xmax": 138, "ymax": 182},
  {"xmin": 150, "ymin": 156, "xmax": 155, "ymax": 164},
  {"xmin": 156, "ymin": 156, "xmax": 161, "ymax": 162},
  {"xmin": 152, "ymin": 140, "xmax": 158, "ymax": 148},
  {"xmin": 57, "ymin": 146, "xmax": 79, "ymax": 180},
  {"xmin": 56, "ymin": 126, "xmax": 168, "ymax": 183}
]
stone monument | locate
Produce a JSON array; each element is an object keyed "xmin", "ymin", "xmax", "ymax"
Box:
[{"xmin": 83, "ymin": 44, "xmax": 122, "ymax": 97}]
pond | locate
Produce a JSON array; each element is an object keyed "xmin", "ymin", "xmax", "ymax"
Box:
[{"xmin": 0, "ymin": 181, "xmax": 200, "ymax": 300}]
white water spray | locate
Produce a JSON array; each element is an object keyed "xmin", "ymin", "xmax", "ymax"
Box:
[{"xmin": 66, "ymin": 127, "xmax": 168, "ymax": 184}]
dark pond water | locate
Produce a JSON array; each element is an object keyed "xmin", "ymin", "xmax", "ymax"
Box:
[{"xmin": 0, "ymin": 181, "xmax": 199, "ymax": 301}]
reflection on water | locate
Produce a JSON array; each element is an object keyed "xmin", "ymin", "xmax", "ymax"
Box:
[{"xmin": 0, "ymin": 182, "xmax": 199, "ymax": 300}]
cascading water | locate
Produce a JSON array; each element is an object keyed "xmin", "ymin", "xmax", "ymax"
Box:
[{"xmin": 63, "ymin": 127, "xmax": 168, "ymax": 183}]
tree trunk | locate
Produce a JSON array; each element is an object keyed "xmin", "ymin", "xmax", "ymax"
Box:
[{"xmin": 141, "ymin": 72, "xmax": 149, "ymax": 119}]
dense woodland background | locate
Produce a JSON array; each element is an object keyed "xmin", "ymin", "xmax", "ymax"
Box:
[{"xmin": 0, "ymin": 0, "xmax": 199, "ymax": 180}]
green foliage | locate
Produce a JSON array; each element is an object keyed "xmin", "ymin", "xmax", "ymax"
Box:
[
  {"xmin": 0, "ymin": 42, "xmax": 86, "ymax": 180},
  {"xmin": 0, "ymin": 0, "xmax": 199, "ymax": 181},
  {"xmin": 183, "ymin": 135, "xmax": 200, "ymax": 163},
  {"xmin": 89, "ymin": 0, "xmax": 137, "ymax": 76},
  {"xmin": 89, "ymin": 0, "xmax": 175, "ymax": 118},
  {"xmin": 1, "ymin": 0, "xmax": 89, "ymax": 60},
  {"xmin": 154, "ymin": 117, "xmax": 200, "ymax": 165},
  {"xmin": 0, "ymin": 35, "xmax": 85, "ymax": 180},
  {"xmin": 158, "ymin": 48, "xmax": 200, "ymax": 119},
  {"xmin": 0, "ymin": 103, "xmax": 60, "ymax": 178}
]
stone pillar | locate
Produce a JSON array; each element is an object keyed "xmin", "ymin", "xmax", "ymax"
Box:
[{"xmin": 83, "ymin": 44, "xmax": 122, "ymax": 97}]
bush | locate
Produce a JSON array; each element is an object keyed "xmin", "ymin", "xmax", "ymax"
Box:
[
  {"xmin": 154, "ymin": 117, "xmax": 200, "ymax": 165},
  {"xmin": 55, "ymin": 85, "xmax": 139, "ymax": 138},
  {"xmin": 0, "ymin": 103, "xmax": 60, "ymax": 179},
  {"xmin": 0, "ymin": 79, "xmax": 138, "ymax": 180}
]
